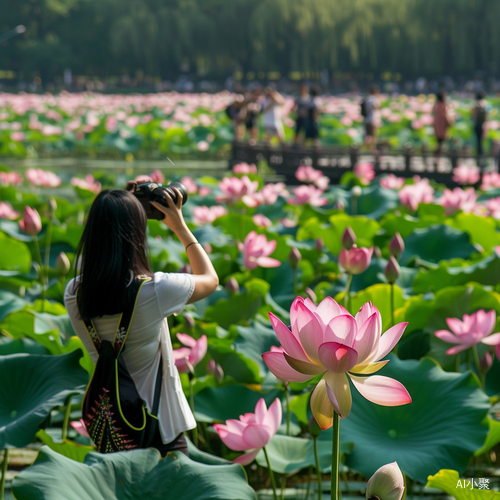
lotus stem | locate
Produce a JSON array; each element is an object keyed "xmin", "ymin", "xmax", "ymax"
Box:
[
  {"xmin": 0, "ymin": 449, "xmax": 8, "ymax": 500},
  {"xmin": 263, "ymin": 446, "xmax": 278, "ymax": 500},
  {"xmin": 293, "ymin": 268, "xmax": 298, "ymax": 296},
  {"xmin": 44, "ymin": 214, "xmax": 53, "ymax": 291},
  {"xmin": 189, "ymin": 377, "xmax": 198, "ymax": 447},
  {"xmin": 344, "ymin": 273, "xmax": 353, "ymax": 313},
  {"xmin": 313, "ymin": 435, "xmax": 322, "ymax": 500},
  {"xmin": 62, "ymin": 395, "xmax": 72, "ymax": 441},
  {"xmin": 471, "ymin": 345, "xmax": 485, "ymax": 389},
  {"xmin": 305, "ymin": 465, "xmax": 312, "ymax": 500},
  {"xmin": 280, "ymin": 476, "xmax": 286, "ymax": 500},
  {"xmin": 284, "ymin": 383, "xmax": 290, "ymax": 436},
  {"xmin": 390, "ymin": 283, "xmax": 395, "ymax": 328},
  {"xmin": 32, "ymin": 235, "xmax": 45, "ymax": 309},
  {"xmin": 331, "ymin": 412, "xmax": 340, "ymax": 500}
]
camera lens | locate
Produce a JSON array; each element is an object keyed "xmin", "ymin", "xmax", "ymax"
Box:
[{"xmin": 165, "ymin": 181, "xmax": 189, "ymax": 205}]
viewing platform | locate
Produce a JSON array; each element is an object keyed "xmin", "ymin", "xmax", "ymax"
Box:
[{"xmin": 230, "ymin": 141, "xmax": 500, "ymax": 186}]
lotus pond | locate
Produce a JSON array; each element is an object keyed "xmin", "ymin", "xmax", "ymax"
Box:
[
  {"xmin": 0, "ymin": 162, "xmax": 500, "ymax": 500},
  {"xmin": 1, "ymin": 91, "xmax": 500, "ymax": 159}
]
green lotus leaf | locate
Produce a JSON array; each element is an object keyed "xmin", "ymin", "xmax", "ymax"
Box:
[
  {"xmin": 36, "ymin": 429, "xmax": 94, "ymax": 463},
  {"xmin": 204, "ymin": 279, "xmax": 270, "ymax": 329},
  {"xmin": 449, "ymin": 213, "xmax": 500, "ymax": 254},
  {"xmin": 341, "ymin": 357, "xmax": 489, "ymax": 483},
  {"xmin": 0, "ymin": 290, "xmax": 27, "ymax": 323},
  {"xmin": 194, "ymin": 385, "xmax": 282, "ymax": 423},
  {"xmin": 0, "ymin": 338, "xmax": 50, "ymax": 356},
  {"xmin": 297, "ymin": 214, "xmax": 379, "ymax": 257},
  {"xmin": 213, "ymin": 213, "xmax": 258, "ymax": 242},
  {"xmin": 380, "ymin": 213, "xmax": 438, "ymax": 239},
  {"xmin": 254, "ymin": 434, "xmax": 353, "ymax": 474},
  {"xmin": 0, "ymin": 350, "xmax": 88, "ymax": 448},
  {"xmin": 426, "ymin": 469, "xmax": 500, "ymax": 500},
  {"xmin": 413, "ymin": 252, "xmax": 500, "ymax": 294},
  {"xmin": 0, "ymin": 234, "xmax": 31, "ymax": 273},
  {"xmin": 474, "ymin": 418, "xmax": 500, "ymax": 457},
  {"xmin": 354, "ymin": 184, "xmax": 399, "ymax": 219},
  {"xmin": 12, "ymin": 447, "xmax": 256, "ymax": 500},
  {"xmin": 0, "ymin": 220, "xmax": 33, "ymax": 242},
  {"xmin": 401, "ymin": 225, "xmax": 477, "ymax": 266}
]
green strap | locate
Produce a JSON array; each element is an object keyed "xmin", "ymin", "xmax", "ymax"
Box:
[{"xmin": 79, "ymin": 275, "xmax": 152, "ymax": 353}]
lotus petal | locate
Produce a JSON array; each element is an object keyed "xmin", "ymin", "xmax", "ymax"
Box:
[
  {"xmin": 317, "ymin": 342, "xmax": 358, "ymax": 373},
  {"xmin": 326, "ymin": 315, "xmax": 358, "ymax": 347},
  {"xmin": 262, "ymin": 351, "xmax": 314, "ymax": 382},
  {"xmin": 349, "ymin": 360, "xmax": 389, "ymax": 374},
  {"xmin": 354, "ymin": 313, "xmax": 380, "ymax": 364},
  {"xmin": 435, "ymin": 330, "xmax": 459, "ymax": 344},
  {"xmin": 283, "ymin": 353, "xmax": 325, "ymax": 375},
  {"xmin": 349, "ymin": 374, "xmax": 411, "ymax": 407},
  {"xmin": 324, "ymin": 371, "xmax": 352, "ymax": 418},
  {"xmin": 242, "ymin": 423, "xmax": 272, "ymax": 450},
  {"xmin": 233, "ymin": 448, "xmax": 260, "ymax": 466},
  {"xmin": 481, "ymin": 332, "xmax": 500, "ymax": 345},
  {"xmin": 296, "ymin": 301, "xmax": 324, "ymax": 362},
  {"xmin": 372, "ymin": 322, "xmax": 408, "ymax": 361},
  {"xmin": 310, "ymin": 378, "xmax": 335, "ymax": 430},
  {"xmin": 269, "ymin": 313, "xmax": 309, "ymax": 361}
]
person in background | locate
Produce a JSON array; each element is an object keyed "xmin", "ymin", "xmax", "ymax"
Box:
[
  {"xmin": 243, "ymin": 89, "xmax": 262, "ymax": 146},
  {"xmin": 362, "ymin": 85, "xmax": 380, "ymax": 152},
  {"xmin": 293, "ymin": 83, "xmax": 310, "ymax": 145},
  {"xmin": 261, "ymin": 87, "xmax": 285, "ymax": 145},
  {"xmin": 471, "ymin": 91, "xmax": 489, "ymax": 157},
  {"xmin": 304, "ymin": 86, "xmax": 320, "ymax": 147},
  {"xmin": 433, "ymin": 90, "xmax": 452, "ymax": 156},
  {"xmin": 225, "ymin": 95, "xmax": 246, "ymax": 141}
]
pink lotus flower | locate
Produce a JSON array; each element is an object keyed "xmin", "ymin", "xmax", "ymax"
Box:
[
  {"xmin": 150, "ymin": 169, "xmax": 165, "ymax": 184},
  {"xmin": 214, "ymin": 398, "xmax": 282, "ymax": 465},
  {"xmin": 26, "ymin": 168, "xmax": 61, "ymax": 187},
  {"xmin": 380, "ymin": 174, "xmax": 405, "ymax": 190},
  {"xmin": 0, "ymin": 201, "xmax": 20, "ymax": 220},
  {"xmin": 71, "ymin": 175, "xmax": 102, "ymax": 194},
  {"xmin": 199, "ymin": 186, "xmax": 211, "ymax": 197},
  {"xmin": 70, "ymin": 419, "xmax": 90, "ymax": 438},
  {"xmin": 295, "ymin": 165, "xmax": 330, "ymax": 190},
  {"xmin": 262, "ymin": 298, "xmax": 411, "ymax": 427},
  {"xmin": 216, "ymin": 176, "xmax": 259, "ymax": 207},
  {"xmin": 288, "ymin": 185, "xmax": 328, "ymax": 206},
  {"xmin": 252, "ymin": 183, "xmax": 289, "ymax": 205},
  {"xmin": 353, "ymin": 163, "xmax": 375, "ymax": 185},
  {"xmin": 398, "ymin": 177, "xmax": 434, "ymax": 211},
  {"xmin": 172, "ymin": 334, "xmax": 207, "ymax": 373},
  {"xmin": 435, "ymin": 310, "xmax": 500, "ymax": 355},
  {"xmin": 253, "ymin": 214, "xmax": 272, "ymax": 228},
  {"xmin": 10, "ymin": 132, "xmax": 24, "ymax": 142},
  {"xmin": 238, "ymin": 231, "xmax": 281, "ymax": 270},
  {"xmin": 339, "ymin": 245, "xmax": 373, "ymax": 275},
  {"xmin": 0, "ymin": 171, "xmax": 23, "ymax": 186},
  {"xmin": 485, "ymin": 197, "xmax": 500, "ymax": 219},
  {"xmin": 19, "ymin": 206, "xmax": 42, "ymax": 235},
  {"xmin": 438, "ymin": 187, "xmax": 477, "ymax": 214},
  {"xmin": 452, "ymin": 165, "xmax": 480, "ymax": 185},
  {"xmin": 233, "ymin": 162, "xmax": 257, "ymax": 174},
  {"xmin": 180, "ymin": 176, "xmax": 198, "ymax": 194},
  {"xmin": 481, "ymin": 172, "xmax": 500, "ymax": 191},
  {"xmin": 193, "ymin": 205, "xmax": 227, "ymax": 224}
]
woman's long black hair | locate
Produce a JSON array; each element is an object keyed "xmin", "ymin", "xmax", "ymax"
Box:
[{"xmin": 75, "ymin": 189, "xmax": 152, "ymax": 321}]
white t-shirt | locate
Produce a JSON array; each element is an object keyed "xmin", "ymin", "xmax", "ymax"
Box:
[
  {"xmin": 262, "ymin": 98, "xmax": 284, "ymax": 132},
  {"xmin": 64, "ymin": 272, "xmax": 196, "ymax": 444},
  {"xmin": 365, "ymin": 95, "xmax": 380, "ymax": 124}
]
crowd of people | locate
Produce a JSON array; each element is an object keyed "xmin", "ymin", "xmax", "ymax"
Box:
[
  {"xmin": 228, "ymin": 83, "xmax": 491, "ymax": 158},
  {"xmin": 226, "ymin": 84, "xmax": 320, "ymax": 147}
]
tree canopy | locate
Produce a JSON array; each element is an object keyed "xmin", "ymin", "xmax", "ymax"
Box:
[{"xmin": 1, "ymin": 0, "xmax": 499, "ymax": 83}]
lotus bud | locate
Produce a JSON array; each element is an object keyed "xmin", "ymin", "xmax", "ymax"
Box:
[
  {"xmin": 308, "ymin": 416, "xmax": 322, "ymax": 437},
  {"xmin": 179, "ymin": 263, "xmax": 192, "ymax": 274},
  {"xmin": 55, "ymin": 252, "xmax": 70, "ymax": 275},
  {"xmin": 19, "ymin": 206, "xmax": 42, "ymax": 235},
  {"xmin": 384, "ymin": 256, "xmax": 401, "ymax": 284},
  {"xmin": 315, "ymin": 238, "xmax": 324, "ymax": 252},
  {"xmin": 389, "ymin": 233, "xmax": 405, "ymax": 259},
  {"xmin": 207, "ymin": 359, "xmax": 224, "ymax": 382},
  {"xmin": 341, "ymin": 227, "xmax": 356, "ymax": 250},
  {"xmin": 334, "ymin": 200, "xmax": 345, "ymax": 210},
  {"xmin": 288, "ymin": 247, "xmax": 302, "ymax": 269},
  {"xmin": 225, "ymin": 277, "xmax": 239, "ymax": 295},
  {"xmin": 480, "ymin": 352, "xmax": 493, "ymax": 374},
  {"xmin": 184, "ymin": 315, "xmax": 195, "ymax": 330},
  {"xmin": 305, "ymin": 287, "xmax": 317, "ymax": 304},
  {"xmin": 374, "ymin": 246, "xmax": 382, "ymax": 258},
  {"xmin": 366, "ymin": 462, "xmax": 404, "ymax": 500},
  {"xmin": 48, "ymin": 197, "xmax": 57, "ymax": 214},
  {"xmin": 339, "ymin": 245, "xmax": 373, "ymax": 275},
  {"xmin": 352, "ymin": 186, "xmax": 362, "ymax": 197}
]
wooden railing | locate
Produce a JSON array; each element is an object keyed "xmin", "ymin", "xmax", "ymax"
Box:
[{"xmin": 230, "ymin": 142, "xmax": 500, "ymax": 186}]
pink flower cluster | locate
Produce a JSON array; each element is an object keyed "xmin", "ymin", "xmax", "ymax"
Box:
[
  {"xmin": 398, "ymin": 177, "xmax": 434, "ymax": 211},
  {"xmin": 0, "ymin": 201, "xmax": 19, "ymax": 220},
  {"xmin": 288, "ymin": 185, "xmax": 328, "ymax": 206},
  {"xmin": 238, "ymin": 231, "xmax": 281, "ymax": 270},
  {"xmin": 193, "ymin": 205, "xmax": 228, "ymax": 224},
  {"xmin": 71, "ymin": 175, "xmax": 102, "ymax": 194},
  {"xmin": 295, "ymin": 165, "xmax": 329, "ymax": 190},
  {"xmin": 216, "ymin": 176, "xmax": 259, "ymax": 206},
  {"xmin": 26, "ymin": 168, "xmax": 61, "ymax": 187},
  {"xmin": 438, "ymin": 187, "xmax": 477, "ymax": 215}
]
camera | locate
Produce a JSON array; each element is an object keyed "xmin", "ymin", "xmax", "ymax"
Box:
[{"xmin": 130, "ymin": 181, "xmax": 189, "ymax": 220}]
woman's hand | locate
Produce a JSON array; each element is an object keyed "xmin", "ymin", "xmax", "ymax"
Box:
[{"xmin": 151, "ymin": 188, "xmax": 187, "ymax": 233}]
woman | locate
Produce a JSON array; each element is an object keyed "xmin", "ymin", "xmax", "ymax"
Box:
[
  {"xmin": 433, "ymin": 90, "xmax": 451, "ymax": 155},
  {"xmin": 261, "ymin": 87, "xmax": 285, "ymax": 145},
  {"xmin": 64, "ymin": 187, "xmax": 218, "ymax": 456}
]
